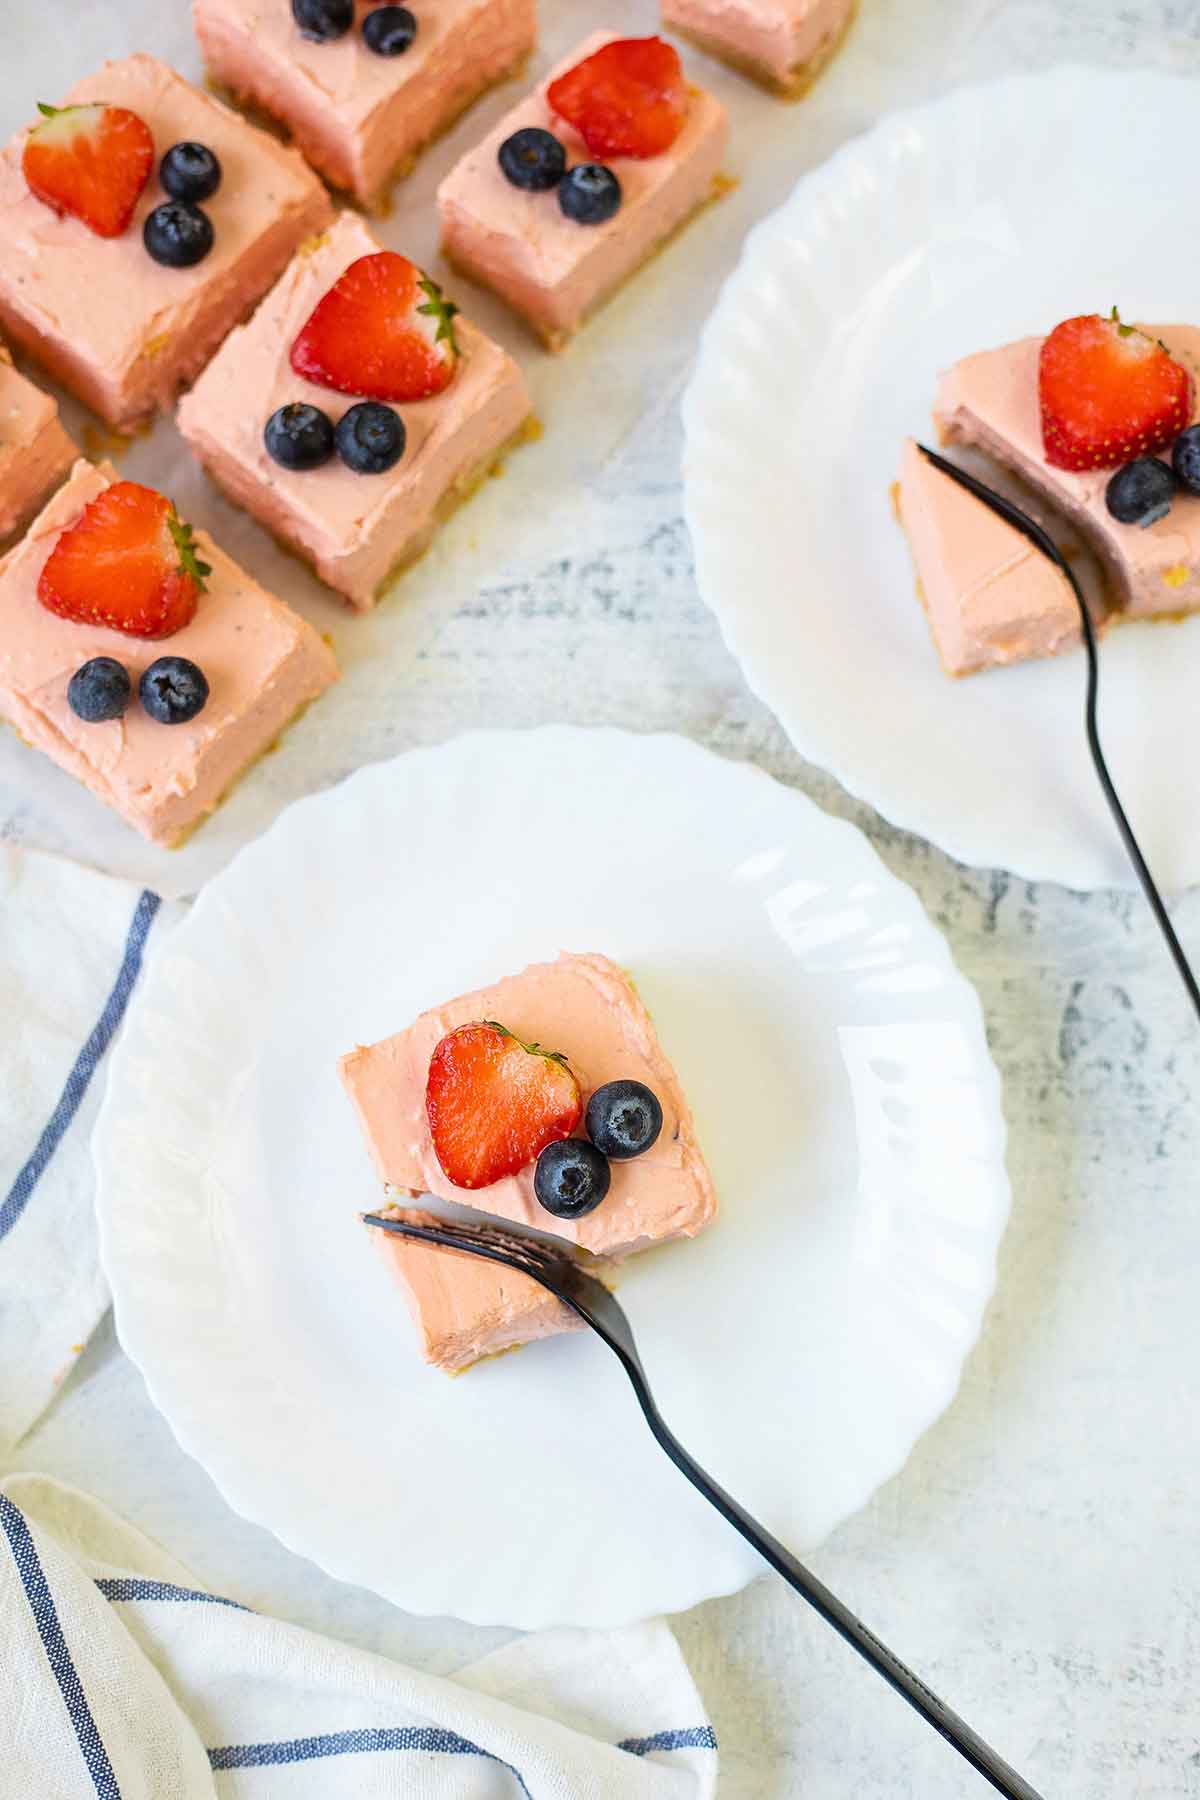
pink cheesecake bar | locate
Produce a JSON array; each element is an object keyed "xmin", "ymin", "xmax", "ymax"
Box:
[
  {"xmin": 0, "ymin": 56, "xmax": 331, "ymax": 429},
  {"xmin": 0, "ymin": 345, "xmax": 77, "ymax": 543},
  {"xmin": 438, "ymin": 32, "xmax": 729, "ymax": 350},
  {"xmin": 935, "ymin": 326, "xmax": 1200, "ymax": 622},
  {"xmin": 194, "ymin": 0, "xmax": 536, "ymax": 209},
  {"xmin": 370, "ymin": 1207, "xmax": 584, "ymax": 1373},
  {"xmin": 178, "ymin": 211, "xmax": 531, "ymax": 609},
  {"xmin": 0, "ymin": 459, "xmax": 337, "ymax": 845},
  {"xmin": 662, "ymin": 0, "xmax": 854, "ymax": 96},
  {"xmin": 341, "ymin": 952, "xmax": 717, "ymax": 1261},
  {"xmin": 894, "ymin": 439, "xmax": 1081, "ymax": 677}
]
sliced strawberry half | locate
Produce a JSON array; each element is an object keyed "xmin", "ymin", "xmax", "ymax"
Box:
[
  {"xmin": 290, "ymin": 252, "xmax": 460, "ymax": 402},
  {"xmin": 425, "ymin": 1021, "xmax": 583, "ymax": 1190},
  {"xmin": 547, "ymin": 36, "xmax": 688, "ymax": 161},
  {"xmin": 22, "ymin": 102, "xmax": 154, "ymax": 238},
  {"xmin": 1039, "ymin": 311, "xmax": 1195, "ymax": 471},
  {"xmin": 37, "ymin": 481, "xmax": 211, "ymax": 639}
]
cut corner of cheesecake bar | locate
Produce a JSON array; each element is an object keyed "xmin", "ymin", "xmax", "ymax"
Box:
[{"xmin": 894, "ymin": 436, "xmax": 1082, "ymax": 677}]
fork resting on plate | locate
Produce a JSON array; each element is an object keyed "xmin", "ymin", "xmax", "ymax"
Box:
[{"xmin": 364, "ymin": 1210, "xmax": 1045, "ymax": 1800}]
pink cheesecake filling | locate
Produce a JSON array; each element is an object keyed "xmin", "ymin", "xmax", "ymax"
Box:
[
  {"xmin": 370, "ymin": 1207, "xmax": 583, "ymax": 1373},
  {"xmin": 895, "ymin": 439, "xmax": 1081, "ymax": 677},
  {"xmin": 0, "ymin": 460, "xmax": 337, "ymax": 845},
  {"xmin": 0, "ymin": 56, "xmax": 331, "ymax": 429},
  {"xmin": 0, "ymin": 353, "xmax": 77, "ymax": 542},
  {"xmin": 438, "ymin": 32, "xmax": 729, "ymax": 347},
  {"xmin": 178, "ymin": 212, "xmax": 531, "ymax": 609},
  {"xmin": 194, "ymin": 0, "xmax": 535, "ymax": 206},
  {"xmin": 340, "ymin": 952, "xmax": 718, "ymax": 1261},
  {"xmin": 662, "ymin": 0, "xmax": 854, "ymax": 91},
  {"xmin": 935, "ymin": 326, "xmax": 1200, "ymax": 621}
]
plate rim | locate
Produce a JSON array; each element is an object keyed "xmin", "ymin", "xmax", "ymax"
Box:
[
  {"xmin": 93, "ymin": 725, "xmax": 1011, "ymax": 1628},
  {"xmin": 682, "ymin": 63, "xmax": 1198, "ymax": 895}
]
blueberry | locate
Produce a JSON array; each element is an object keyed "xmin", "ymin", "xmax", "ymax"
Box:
[
  {"xmin": 362, "ymin": 4, "xmax": 417, "ymax": 55},
  {"xmin": 335, "ymin": 401, "xmax": 406, "ymax": 474},
  {"xmin": 1105, "ymin": 456, "xmax": 1176, "ymax": 528},
  {"xmin": 264, "ymin": 402, "xmax": 335, "ymax": 471},
  {"xmin": 160, "ymin": 141, "xmax": 222, "ymax": 203},
  {"xmin": 143, "ymin": 200, "xmax": 214, "ymax": 268},
  {"xmin": 558, "ymin": 163, "xmax": 621, "ymax": 225},
  {"xmin": 67, "ymin": 658, "xmax": 131, "ymax": 723},
  {"xmin": 291, "ymin": 0, "xmax": 353, "ymax": 39},
  {"xmin": 1172, "ymin": 425, "xmax": 1200, "ymax": 496},
  {"xmin": 533, "ymin": 1139, "xmax": 611, "ymax": 1219},
  {"xmin": 498, "ymin": 127, "xmax": 567, "ymax": 192},
  {"xmin": 586, "ymin": 1080, "xmax": 664, "ymax": 1161},
  {"xmin": 139, "ymin": 657, "xmax": 209, "ymax": 725}
]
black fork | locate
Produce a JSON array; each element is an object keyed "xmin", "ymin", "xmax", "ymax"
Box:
[
  {"xmin": 363, "ymin": 1210, "xmax": 1046, "ymax": 1799},
  {"xmin": 917, "ymin": 443, "xmax": 1200, "ymax": 1025}
]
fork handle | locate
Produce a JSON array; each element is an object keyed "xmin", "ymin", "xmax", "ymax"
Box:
[{"xmin": 629, "ymin": 1382, "xmax": 1045, "ymax": 1799}]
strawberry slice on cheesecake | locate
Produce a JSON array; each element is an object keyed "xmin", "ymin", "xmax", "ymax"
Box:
[{"xmin": 22, "ymin": 101, "xmax": 154, "ymax": 237}]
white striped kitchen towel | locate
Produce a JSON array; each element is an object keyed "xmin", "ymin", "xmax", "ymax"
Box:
[
  {"xmin": 1, "ymin": 1474, "xmax": 718, "ymax": 1798},
  {"xmin": 0, "ymin": 847, "xmax": 175, "ymax": 1450}
]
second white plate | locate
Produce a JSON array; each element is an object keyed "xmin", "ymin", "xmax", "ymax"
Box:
[
  {"xmin": 94, "ymin": 728, "xmax": 1009, "ymax": 1629},
  {"xmin": 683, "ymin": 66, "xmax": 1200, "ymax": 892}
]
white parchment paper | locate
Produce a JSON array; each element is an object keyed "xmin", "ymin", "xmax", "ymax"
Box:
[{"xmin": 1, "ymin": 0, "xmax": 880, "ymax": 898}]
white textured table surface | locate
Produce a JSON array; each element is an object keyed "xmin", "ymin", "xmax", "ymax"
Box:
[{"xmin": 6, "ymin": 2, "xmax": 1200, "ymax": 1796}]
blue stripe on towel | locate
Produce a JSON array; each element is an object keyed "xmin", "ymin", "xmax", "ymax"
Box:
[
  {"xmin": 619, "ymin": 1725, "xmax": 719, "ymax": 1755},
  {"xmin": 0, "ymin": 1496, "xmax": 121, "ymax": 1798},
  {"xmin": 0, "ymin": 888, "xmax": 160, "ymax": 1243},
  {"xmin": 96, "ymin": 1577, "xmax": 249, "ymax": 1611},
  {"xmin": 205, "ymin": 1722, "xmax": 716, "ymax": 1786},
  {"xmin": 208, "ymin": 1727, "xmax": 533, "ymax": 1796}
]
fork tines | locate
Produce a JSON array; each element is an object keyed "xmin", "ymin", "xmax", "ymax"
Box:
[{"xmin": 364, "ymin": 1209, "xmax": 577, "ymax": 1281}]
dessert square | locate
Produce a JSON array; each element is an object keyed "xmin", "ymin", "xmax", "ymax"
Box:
[
  {"xmin": 0, "ymin": 344, "xmax": 77, "ymax": 542},
  {"xmin": 894, "ymin": 439, "xmax": 1082, "ymax": 678},
  {"xmin": 342, "ymin": 952, "xmax": 717, "ymax": 1370},
  {"xmin": 194, "ymin": 0, "xmax": 537, "ymax": 209},
  {"xmin": 935, "ymin": 325, "xmax": 1200, "ymax": 622},
  {"xmin": 662, "ymin": 0, "xmax": 855, "ymax": 97},
  {"xmin": 341, "ymin": 952, "xmax": 717, "ymax": 1259},
  {"xmin": 370, "ymin": 1206, "xmax": 584, "ymax": 1374},
  {"xmin": 438, "ymin": 32, "xmax": 729, "ymax": 350},
  {"xmin": 0, "ymin": 459, "xmax": 337, "ymax": 846},
  {"xmin": 0, "ymin": 55, "xmax": 332, "ymax": 430},
  {"xmin": 178, "ymin": 210, "xmax": 532, "ymax": 609}
]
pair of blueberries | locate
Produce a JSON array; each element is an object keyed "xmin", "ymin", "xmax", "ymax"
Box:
[
  {"xmin": 499, "ymin": 127, "xmax": 622, "ymax": 226},
  {"xmin": 534, "ymin": 1081, "xmax": 664, "ymax": 1220},
  {"xmin": 265, "ymin": 402, "xmax": 407, "ymax": 476}
]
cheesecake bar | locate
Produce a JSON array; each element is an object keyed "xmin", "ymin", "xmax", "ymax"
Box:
[
  {"xmin": 343, "ymin": 952, "xmax": 717, "ymax": 1368},
  {"xmin": 0, "ymin": 55, "xmax": 331, "ymax": 429},
  {"xmin": 662, "ymin": 0, "xmax": 854, "ymax": 96},
  {"xmin": 178, "ymin": 210, "xmax": 531, "ymax": 609},
  {"xmin": 0, "ymin": 459, "xmax": 337, "ymax": 845},
  {"xmin": 438, "ymin": 32, "xmax": 729, "ymax": 350},
  {"xmin": 193, "ymin": 0, "xmax": 536, "ymax": 209},
  {"xmin": 935, "ymin": 325, "xmax": 1200, "ymax": 622},
  {"xmin": 0, "ymin": 344, "xmax": 77, "ymax": 542},
  {"xmin": 341, "ymin": 952, "xmax": 717, "ymax": 1261}
]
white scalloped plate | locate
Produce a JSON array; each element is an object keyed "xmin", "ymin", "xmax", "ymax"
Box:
[
  {"xmin": 683, "ymin": 67, "xmax": 1200, "ymax": 892},
  {"xmin": 94, "ymin": 729, "xmax": 1008, "ymax": 1629}
]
